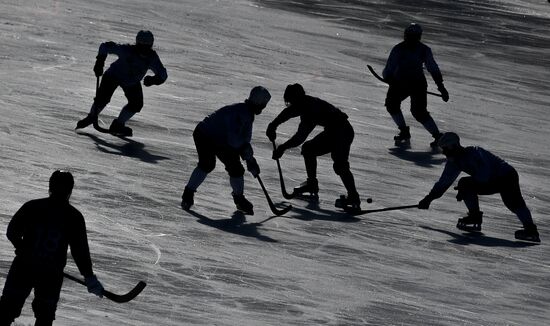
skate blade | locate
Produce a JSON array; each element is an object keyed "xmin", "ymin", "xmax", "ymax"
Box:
[
  {"xmin": 394, "ymin": 140, "xmax": 411, "ymax": 148},
  {"xmin": 456, "ymin": 224, "xmax": 482, "ymax": 232},
  {"xmin": 515, "ymin": 235, "xmax": 541, "ymax": 243},
  {"xmin": 293, "ymin": 192, "xmax": 319, "ymax": 201}
]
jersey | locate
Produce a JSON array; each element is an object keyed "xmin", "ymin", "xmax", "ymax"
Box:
[
  {"xmin": 196, "ymin": 102, "xmax": 255, "ymax": 160},
  {"xmin": 427, "ymin": 146, "xmax": 515, "ymax": 199},
  {"xmin": 383, "ymin": 41, "xmax": 443, "ymax": 86},
  {"xmin": 7, "ymin": 197, "xmax": 93, "ymax": 277},
  {"xmin": 99, "ymin": 42, "xmax": 168, "ymax": 87},
  {"xmin": 271, "ymin": 95, "xmax": 349, "ymax": 149}
]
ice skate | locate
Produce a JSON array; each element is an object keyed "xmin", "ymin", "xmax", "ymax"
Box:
[
  {"xmin": 335, "ymin": 193, "xmax": 361, "ymax": 214},
  {"xmin": 292, "ymin": 178, "xmax": 319, "ymax": 199},
  {"xmin": 514, "ymin": 225, "xmax": 540, "ymax": 243},
  {"xmin": 393, "ymin": 126, "xmax": 411, "ymax": 147},
  {"xmin": 180, "ymin": 187, "xmax": 195, "ymax": 211},
  {"xmin": 76, "ymin": 115, "xmax": 96, "ymax": 130},
  {"xmin": 109, "ymin": 119, "xmax": 133, "ymax": 137},
  {"xmin": 456, "ymin": 211, "xmax": 483, "ymax": 232},
  {"xmin": 233, "ymin": 194, "xmax": 254, "ymax": 215}
]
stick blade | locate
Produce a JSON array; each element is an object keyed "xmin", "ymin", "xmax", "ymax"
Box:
[
  {"xmin": 272, "ymin": 204, "xmax": 292, "ymax": 216},
  {"xmin": 103, "ymin": 281, "xmax": 147, "ymax": 303}
]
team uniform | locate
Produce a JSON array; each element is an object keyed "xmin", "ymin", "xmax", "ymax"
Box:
[
  {"xmin": 76, "ymin": 31, "xmax": 167, "ymax": 136},
  {"xmin": 382, "ymin": 23, "xmax": 448, "ymax": 147},
  {"xmin": 267, "ymin": 84, "xmax": 361, "ymax": 210},
  {"xmin": 0, "ymin": 171, "xmax": 102, "ymax": 325},
  {"xmin": 419, "ymin": 133, "xmax": 540, "ymax": 242},
  {"xmin": 181, "ymin": 87, "xmax": 271, "ymax": 215}
]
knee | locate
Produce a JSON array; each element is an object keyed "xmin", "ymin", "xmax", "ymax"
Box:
[
  {"xmin": 385, "ymin": 102, "xmax": 401, "ymax": 115},
  {"xmin": 411, "ymin": 108, "xmax": 430, "ymax": 122},
  {"xmin": 301, "ymin": 142, "xmax": 315, "ymax": 157},
  {"xmin": 32, "ymin": 299, "xmax": 57, "ymax": 324},
  {"xmin": 197, "ymin": 161, "xmax": 215, "ymax": 174},
  {"xmin": 226, "ymin": 163, "xmax": 245, "ymax": 178},
  {"xmin": 333, "ymin": 161, "xmax": 350, "ymax": 176},
  {"xmin": 456, "ymin": 177, "xmax": 475, "ymax": 201},
  {"xmin": 125, "ymin": 99, "xmax": 144, "ymax": 113}
]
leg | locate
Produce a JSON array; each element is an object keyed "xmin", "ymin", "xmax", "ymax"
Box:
[
  {"xmin": 0, "ymin": 258, "xmax": 33, "ymax": 325},
  {"xmin": 455, "ymin": 177, "xmax": 484, "ymax": 231},
  {"xmin": 410, "ymin": 86, "xmax": 442, "ymax": 146},
  {"xmin": 217, "ymin": 148, "xmax": 253, "ymax": 215},
  {"xmin": 76, "ymin": 74, "xmax": 119, "ymax": 129},
  {"xmin": 294, "ymin": 132, "xmax": 331, "ymax": 196},
  {"xmin": 31, "ymin": 272, "xmax": 63, "ymax": 326},
  {"xmin": 109, "ymin": 83, "xmax": 143, "ymax": 135},
  {"xmin": 386, "ymin": 85, "xmax": 410, "ymax": 144}
]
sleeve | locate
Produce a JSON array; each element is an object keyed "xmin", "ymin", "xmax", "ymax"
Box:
[
  {"xmin": 7, "ymin": 203, "xmax": 27, "ymax": 250},
  {"xmin": 427, "ymin": 162, "xmax": 461, "ymax": 199},
  {"xmin": 226, "ymin": 110, "xmax": 252, "ymax": 152},
  {"xmin": 270, "ymin": 105, "xmax": 301, "ymax": 129},
  {"xmin": 281, "ymin": 119, "xmax": 315, "ymax": 150},
  {"xmin": 424, "ymin": 47, "xmax": 443, "ymax": 85},
  {"xmin": 382, "ymin": 46, "xmax": 398, "ymax": 81},
  {"xmin": 97, "ymin": 41, "xmax": 121, "ymax": 60},
  {"xmin": 69, "ymin": 212, "xmax": 94, "ymax": 278},
  {"xmin": 147, "ymin": 52, "xmax": 168, "ymax": 85}
]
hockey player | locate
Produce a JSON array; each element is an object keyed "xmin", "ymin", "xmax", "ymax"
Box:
[
  {"xmin": 75, "ymin": 30, "xmax": 168, "ymax": 137},
  {"xmin": 180, "ymin": 86, "xmax": 271, "ymax": 215},
  {"xmin": 382, "ymin": 23, "xmax": 449, "ymax": 147},
  {"xmin": 266, "ymin": 84, "xmax": 361, "ymax": 212},
  {"xmin": 418, "ymin": 132, "xmax": 540, "ymax": 242},
  {"xmin": 0, "ymin": 171, "xmax": 104, "ymax": 326}
]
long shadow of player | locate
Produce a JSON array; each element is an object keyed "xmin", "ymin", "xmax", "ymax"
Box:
[
  {"xmin": 185, "ymin": 209, "xmax": 278, "ymax": 243},
  {"xmin": 420, "ymin": 226, "xmax": 538, "ymax": 247},
  {"xmin": 289, "ymin": 199, "xmax": 360, "ymax": 223},
  {"xmin": 78, "ymin": 132, "xmax": 170, "ymax": 164},
  {"xmin": 388, "ymin": 147, "xmax": 445, "ymax": 168}
]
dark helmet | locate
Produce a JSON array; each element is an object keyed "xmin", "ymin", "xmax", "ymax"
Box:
[
  {"xmin": 247, "ymin": 86, "xmax": 271, "ymax": 110},
  {"xmin": 49, "ymin": 170, "xmax": 74, "ymax": 198},
  {"xmin": 283, "ymin": 83, "xmax": 306, "ymax": 105},
  {"xmin": 438, "ymin": 132, "xmax": 460, "ymax": 149},
  {"xmin": 136, "ymin": 30, "xmax": 154, "ymax": 47},
  {"xmin": 404, "ymin": 23, "xmax": 422, "ymax": 42}
]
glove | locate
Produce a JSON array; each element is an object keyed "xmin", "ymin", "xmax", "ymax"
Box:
[
  {"xmin": 272, "ymin": 146, "xmax": 285, "ymax": 160},
  {"xmin": 437, "ymin": 83, "xmax": 449, "ymax": 102},
  {"xmin": 266, "ymin": 123, "xmax": 277, "ymax": 142},
  {"xmin": 246, "ymin": 157, "xmax": 260, "ymax": 178},
  {"xmin": 143, "ymin": 75, "xmax": 155, "ymax": 87},
  {"xmin": 85, "ymin": 275, "xmax": 104, "ymax": 298},
  {"xmin": 93, "ymin": 56, "xmax": 106, "ymax": 77},
  {"xmin": 418, "ymin": 196, "xmax": 432, "ymax": 210}
]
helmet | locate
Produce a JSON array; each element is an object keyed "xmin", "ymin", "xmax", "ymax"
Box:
[
  {"xmin": 136, "ymin": 30, "xmax": 154, "ymax": 47},
  {"xmin": 438, "ymin": 132, "xmax": 460, "ymax": 149},
  {"xmin": 247, "ymin": 86, "xmax": 271, "ymax": 109},
  {"xmin": 283, "ymin": 83, "xmax": 306, "ymax": 104},
  {"xmin": 49, "ymin": 170, "xmax": 74, "ymax": 198},
  {"xmin": 404, "ymin": 23, "xmax": 422, "ymax": 41}
]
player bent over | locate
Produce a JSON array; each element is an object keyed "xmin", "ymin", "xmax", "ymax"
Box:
[
  {"xmin": 418, "ymin": 132, "xmax": 540, "ymax": 242},
  {"xmin": 180, "ymin": 86, "xmax": 271, "ymax": 215},
  {"xmin": 0, "ymin": 171, "xmax": 104, "ymax": 326}
]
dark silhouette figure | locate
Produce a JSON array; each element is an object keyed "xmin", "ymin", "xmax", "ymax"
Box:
[
  {"xmin": 418, "ymin": 132, "xmax": 540, "ymax": 243},
  {"xmin": 0, "ymin": 171, "xmax": 104, "ymax": 326},
  {"xmin": 180, "ymin": 86, "xmax": 272, "ymax": 215},
  {"xmin": 76, "ymin": 30, "xmax": 168, "ymax": 137},
  {"xmin": 383, "ymin": 23, "xmax": 449, "ymax": 147},
  {"xmin": 266, "ymin": 83, "xmax": 361, "ymax": 211}
]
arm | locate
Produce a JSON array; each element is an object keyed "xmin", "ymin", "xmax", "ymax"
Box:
[
  {"xmin": 382, "ymin": 46, "xmax": 398, "ymax": 81},
  {"xmin": 7, "ymin": 203, "xmax": 27, "ymax": 251},
  {"xmin": 144, "ymin": 52, "xmax": 168, "ymax": 86},
  {"xmin": 69, "ymin": 213, "xmax": 94, "ymax": 278},
  {"xmin": 425, "ymin": 47, "xmax": 448, "ymax": 101},
  {"xmin": 419, "ymin": 162, "xmax": 461, "ymax": 208},
  {"xmin": 280, "ymin": 120, "xmax": 315, "ymax": 151},
  {"xmin": 266, "ymin": 106, "xmax": 301, "ymax": 141}
]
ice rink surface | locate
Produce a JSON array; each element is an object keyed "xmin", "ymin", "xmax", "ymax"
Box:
[{"xmin": 0, "ymin": 0, "xmax": 549, "ymax": 325}]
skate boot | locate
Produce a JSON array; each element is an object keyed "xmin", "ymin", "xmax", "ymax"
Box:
[
  {"xmin": 76, "ymin": 114, "xmax": 96, "ymax": 130},
  {"xmin": 181, "ymin": 187, "xmax": 195, "ymax": 211},
  {"xmin": 394, "ymin": 126, "xmax": 411, "ymax": 146},
  {"xmin": 430, "ymin": 132, "xmax": 443, "ymax": 149},
  {"xmin": 456, "ymin": 211, "xmax": 483, "ymax": 232},
  {"xmin": 109, "ymin": 119, "xmax": 133, "ymax": 137},
  {"xmin": 233, "ymin": 193, "xmax": 254, "ymax": 215},
  {"xmin": 335, "ymin": 193, "xmax": 361, "ymax": 214},
  {"xmin": 515, "ymin": 224, "xmax": 540, "ymax": 243},
  {"xmin": 293, "ymin": 178, "xmax": 319, "ymax": 198}
]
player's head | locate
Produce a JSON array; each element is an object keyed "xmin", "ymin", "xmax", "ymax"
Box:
[
  {"xmin": 283, "ymin": 83, "xmax": 306, "ymax": 106},
  {"xmin": 404, "ymin": 23, "xmax": 422, "ymax": 42},
  {"xmin": 438, "ymin": 132, "xmax": 462, "ymax": 158},
  {"xmin": 49, "ymin": 170, "xmax": 74, "ymax": 200},
  {"xmin": 246, "ymin": 86, "xmax": 271, "ymax": 114},
  {"xmin": 136, "ymin": 30, "xmax": 154, "ymax": 54}
]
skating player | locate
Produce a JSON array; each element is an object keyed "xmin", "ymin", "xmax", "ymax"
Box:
[
  {"xmin": 180, "ymin": 86, "xmax": 271, "ymax": 215},
  {"xmin": 382, "ymin": 23, "xmax": 449, "ymax": 147},
  {"xmin": 0, "ymin": 171, "xmax": 104, "ymax": 326},
  {"xmin": 266, "ymin": 84, "xmax": 361, "ymax": 212},
  {"xmin": 76, "ymin": 30, "xmax": 168, "ymax": 137},
  {"xmin": 418, "ymin": 132, "xmax": 540, "ymax": 242}
]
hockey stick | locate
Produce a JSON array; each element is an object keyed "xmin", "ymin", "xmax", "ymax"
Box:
[
  {"xmin": 257, "ymin": 175, "xmax": 292, "ymax": 216},
  {"xmin": 91, "ymin": 76, "xmax": 111, "ymax": 133},
  {"xmin": 63, "ymin": 272, "xmax": 147, "ymax": 303},
  {"xmin": 348, "ymin": 204, "xmax": 419, "ymax": 216},
  {"xmin": 367, "ymin": 65, "xmax": 442, "ymax": 98},
  {"xmin": 271, "ymin": 141, "xmax": 295, "ymax": 199}
]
